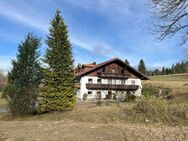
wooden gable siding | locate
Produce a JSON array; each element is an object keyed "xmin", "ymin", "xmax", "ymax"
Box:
[{"xmin": 86, "ymin": 62, "xmax": 138, "ymax": 79}]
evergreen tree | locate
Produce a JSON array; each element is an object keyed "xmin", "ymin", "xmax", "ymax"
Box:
[
  {"xmin": 161, "ymin": 67, "xmax": 166, "ymax": 75},
  {"xmin": 38, "ymin": 10, "xmax": 76, "ymax": 113},
  {"xmin": 0, "ymin": 69, "xmax": 6, "ymax": 92},
  {"xmin": 138, "ymin": 59, "xmax": 146, "ymax": 74},
  {"xmin": 3, "ymin": 33, "xmax": 42, "ymax": 115}
]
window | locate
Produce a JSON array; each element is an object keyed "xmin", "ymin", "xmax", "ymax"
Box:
[
  {"xmin": 88, "ymin": 91, "xmax": 92, "ymax": 95},
  {"xmin": 131, "ymin": 80, "xmax": 135, "ymax": 85},
  {"xmin": 97, "ymin": 79, "xmax": 101, "ymax": 84},
  {"xmin": 108, "ymin": 79, "xmax": 112, "ymax": 84},
  {"xmin": 121, "ymin": 80, "xmax": 125, "ymax": 85},
  {"xmin": 102, "ymin": 67, "xmax": 105, "ymax": 72},
  {"xmin": 112, "ymin": 68, "xmax": 116, "ymax": 73},
  {"xmin": 121, "ymin": 68, "xmax": 125, "ymax": 74},
  {"xmin": 88, "ymin": 78, "xmax": 93, "ymax": 84}
]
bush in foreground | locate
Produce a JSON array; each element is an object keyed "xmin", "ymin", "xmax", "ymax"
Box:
[
  {"xmin": 142, "ymin": 84, "xmax": 171, "ymax": 98},
  {"xmin": 129, "ymin": 97, "xmax": 188, "ymax": 125}
]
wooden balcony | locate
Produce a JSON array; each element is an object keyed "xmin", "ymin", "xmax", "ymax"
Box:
[
  {"xmin": 98, "ymin": 72, "xmax": 131, "ymax": 79},
  {"xmin": 86, "ymin": 83, "xmax": 139, "ymax": 91}
]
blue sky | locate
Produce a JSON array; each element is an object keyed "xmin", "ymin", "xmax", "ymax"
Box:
[{"xmin": 0, "ymin": 0, "xmax": 186, "ymax": 73}]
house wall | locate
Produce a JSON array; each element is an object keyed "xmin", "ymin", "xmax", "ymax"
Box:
[{"xmin": 76, "ymin": 76, "xmax": 142, "ymax": 100}]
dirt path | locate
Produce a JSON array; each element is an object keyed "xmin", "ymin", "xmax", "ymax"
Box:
[{"xmin": 0, "ymin": 120, "xmax": 188, "ymax": 141}]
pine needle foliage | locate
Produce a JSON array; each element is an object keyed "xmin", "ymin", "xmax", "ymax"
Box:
[
  {"xmin": 38, "ymin": 10, "xmax": 76, "ymax": 113},
  {"xmin": 138, "ymin": 59, "xmax": 147, "ymax": 75},
  {"xmin": 3, "ymin": 33, "xmax": 42, "ymax": 116}
]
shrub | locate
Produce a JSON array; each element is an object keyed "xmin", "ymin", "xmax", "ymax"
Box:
[
  {"xmin": 124, "ymin": 93, "xmax": 136, "ymax": 102},
  {"xmin": 83, "ymin": 93, "xmax": 88, "ymax": 101},
  {"xmin": 142, "ymin": 85, "xmax": 158, "ymax": 97},
  {"xmin": 133, "ymin": 97, "xmax": 167, "ymax": 120},
  {"xmin": 129, "ymin": 96, "xmax": 188, "ymax": 125},
  {"xmin": 3, "ymin": 84, "xmax": 38, "ymax": 116},
  {"xmin": 121, "ymin": 92, "xmax": 136, "ymax": 102},
  {"xmin": 0, "ymin": 71, "xmax": 6, "ymax": 93},
  {"xmin": 96, "ymin": 93, "xmax": 102, "ymax": 106},
  {"xmin": 142, "ymin": 84, "xmax": 171, "ymax": 98}
]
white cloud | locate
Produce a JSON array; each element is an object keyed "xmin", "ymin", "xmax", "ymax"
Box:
[
  {"xmin": 71, "ymin": 35, "xmax": 113, "ymax": 56},
  {"xmin": 70, "ymin": 34, "xmax": 142, "ymax": 66}
]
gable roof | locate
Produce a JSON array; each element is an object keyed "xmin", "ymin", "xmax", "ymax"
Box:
[{"xmin": 75, "ymin": 58, "xmax": 149, "ymax": 80}]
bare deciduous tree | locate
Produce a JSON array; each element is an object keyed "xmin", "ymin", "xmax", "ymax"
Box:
[{"xmin": 150, "ymin": 0, "xmax": 188, "ymax": 44}]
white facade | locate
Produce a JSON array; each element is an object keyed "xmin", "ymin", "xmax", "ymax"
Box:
[{"xmin": 76, "ymin": 76, "xmax": 142, "ymax": 101}]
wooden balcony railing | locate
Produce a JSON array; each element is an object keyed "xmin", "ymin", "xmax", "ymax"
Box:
[
  {"xmin": 98, "ymin": 72, "xmax": 131, "ymax": 79},
  {"xmin": 86, "ymin": 83, "xmax": 139, "ymax": 91}
]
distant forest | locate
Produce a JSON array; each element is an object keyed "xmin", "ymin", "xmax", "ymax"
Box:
[{"xmin": 147, "ymin": 61, "xmax": 188, "ymax": 76}]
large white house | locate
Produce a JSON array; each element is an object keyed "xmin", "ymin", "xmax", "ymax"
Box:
[{"xmin": 75, "ymin": 58, "xmax": 148, "ymax": 101}]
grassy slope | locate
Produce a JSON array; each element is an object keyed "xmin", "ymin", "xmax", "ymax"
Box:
[{"xmin": 144, "ymin": 73, "xmax": 188, "ymax": 92}]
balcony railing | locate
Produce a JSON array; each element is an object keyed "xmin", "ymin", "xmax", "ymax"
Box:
[
  {"xmin": 86, "ymin": 83, "xmax": 139, "ymax": 91},
  {"xmin": 98, "ymin": 72, "xmax": 131, "ymax": 79}
]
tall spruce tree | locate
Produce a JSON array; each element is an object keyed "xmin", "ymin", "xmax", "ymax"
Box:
[
  {"xmin": 138, "ymin": 59, "xmax": 146, "ymax": 75},
  {"xmin": 3, "ymin": 33, "xmax": 42, "ymax": 115},
  {"xmin": 38, "ymin": 10, "xmax": 75, "ymax": 113}
]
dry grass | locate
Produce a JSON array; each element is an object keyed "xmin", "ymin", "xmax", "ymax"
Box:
[
  {"xmin": 0, "ymin": 102, "xmax": 188, "ymax": 141},
  {"xmin": 144, "ymin": 73, "xmax": 188, "ymax": 93},
  {"xmin": 149, "ymin": 73, "xmax": 188, "ymax": 81},
  {"xmin": 1, "ymin": 120, "xmax": 188, "ymax": 141}
]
